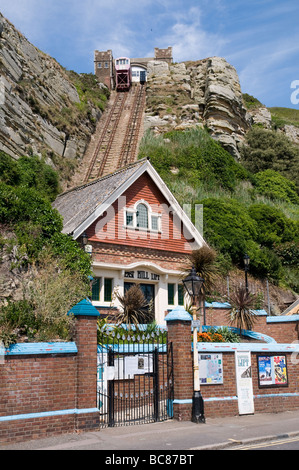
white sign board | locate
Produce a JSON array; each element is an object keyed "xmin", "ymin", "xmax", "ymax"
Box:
[{"xmin": 235, "ymin": 351, "xmax": 254, "ymax": 415}]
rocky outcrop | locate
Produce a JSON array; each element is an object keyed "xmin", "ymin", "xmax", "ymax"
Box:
[
  {"xmin": 0, "ymin": 13, "xmax": 104, "ymax": 174},
  {"xmin": 281, "ymin": 124, "xmax": 299, "ymax": 146},
  {"xmin": 145, "ymin": 57, "xmax": 251, "ymax": 158},
  {"xmin": 247, "ymin": 106, "xmax": 272, "ymax": 129}
]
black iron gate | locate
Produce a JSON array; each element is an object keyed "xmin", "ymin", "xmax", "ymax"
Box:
[{"xmin": 97, "ymin": 324, "xmax": 174, "ymax": 427}]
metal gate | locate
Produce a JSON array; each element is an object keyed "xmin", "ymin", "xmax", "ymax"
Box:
[{"xmin": 97, "ymin": 324, "xmax": 174, "ymax": 427}]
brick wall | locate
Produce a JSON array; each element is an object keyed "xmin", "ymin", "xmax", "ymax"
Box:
[
  {"xmin": 201, "ymin": 351, "xmax": 299, "ymax": 418},
  {"xmin": 0, "ymin": 354, "xmax": 77, "ymax": 443},
  {"xmin": 154, "ymin": 47, "xmax": 173, "ymax": 63},
  {"xmin": 166, "ymin": 313, "xmax": 193, "ymax": 421},
  {"xmin": 94, "ymin": 50, "xmax": 113, "ymax": 89},
  {"xmin": 91, "ymin": 242, "xmax": 189, "ymax": 272},
  {"xmin": 0, "ymin": 313, "xmax": 100, "ymax": 445},
  {"xmin": 205, "ymin": 307, "xmax": 299, "ymax": 344},
  {"xmin": 166, "ymin": 308, "xmax": 299, "ymax": 421}
]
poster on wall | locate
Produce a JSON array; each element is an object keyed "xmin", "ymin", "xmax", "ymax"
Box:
[
  {"xmin": 235, "ymin": 351, "xmax": 255, "ymax": 415},
  {"xmin": 198, "ymin": 353, "xmax": 223, "ymax": 385},
  {"xmin": 257, "ymin": 355, "xmax": 288, "ymax": 387}
]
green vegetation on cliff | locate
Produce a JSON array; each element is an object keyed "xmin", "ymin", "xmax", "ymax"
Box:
[
  {"xmin": 0, "ymin": 151, "xmax": 91, "ymax": 345},
  {"xmin": 139, "ymin": 127, "xmax": 299, "ymax": 292}
]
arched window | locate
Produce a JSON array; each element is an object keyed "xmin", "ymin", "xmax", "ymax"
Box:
[{"xmin": 136, "ymin": 203, "xmax": 148, "ymax": 229}]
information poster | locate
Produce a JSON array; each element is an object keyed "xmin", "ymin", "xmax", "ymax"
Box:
[
  {"xmin": 258, "ymin": 355, "xmax": 288, "ymax": 387},
  {"xmin": 198, "ymin": 353, "xmax": 223, "ymax": 385},
  {"xmin": 235, "ymin": 351, "xmax": 254, "ymax": 415}
]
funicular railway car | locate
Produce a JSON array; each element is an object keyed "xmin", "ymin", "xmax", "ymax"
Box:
[{"xmin": 115, "ymin": 57, "xmax": 132, "ymax": 91}]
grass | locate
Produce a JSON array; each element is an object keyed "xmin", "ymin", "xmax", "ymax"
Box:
[{"xmin": 269, "ymin": 107, "xmax": 299, "ymax": 129}]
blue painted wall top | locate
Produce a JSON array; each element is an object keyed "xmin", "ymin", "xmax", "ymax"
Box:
[
  {"xmin": 164, "ymin": 306, "xmax": 192, "ymax": 322},
  {"xmin": 68, "ymin": 299, "xmax": 101, "ymax": 317}
]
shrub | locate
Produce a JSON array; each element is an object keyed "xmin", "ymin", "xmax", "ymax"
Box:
[
  {"xmin": 0, "ymin": 251, "xmax": 91, "ymax": 346},
  {"xmin": 248, "ymin": 203, "xmax": 297, "ymax": 248},
  {"xmin": 242, "ymin": 93, "xmax": 263, "ymax": 109},
  {"xmin": 200, "ymin": 197, "xmax": 258, "ymax": 263},
  {"xmin": 274, "ymin": 241, "xmax": 299, "ymax": 266},
  {"xmin": 0, "ymin": 152, "xmax": 59, "ymax": 200},
  {"xmin": 254, "ymin": 169, "xmax": 299, "ymax": 204},
  {"xmin": 139, "ymin": 128, "xmax": 250, "ymax": 191},
  {"xmin": 241, "ymin": 128, "xmax": 299, "ymax": 193},
  {"xmin": 114, "ymin": 284, "xmax": 153, "ymax": 326},
  {"xmin": 228, "ymin": 287, "xmax": 257, "ymax": 331}
]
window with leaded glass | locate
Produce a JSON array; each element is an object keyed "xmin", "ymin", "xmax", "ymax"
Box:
[
  {"xmin": 136, "ymin": 203, "xmax": 148, "ymax": 229},
  {"xmin": 126, "ymin": 211, "xmax": 134, "ymax": 226},
  {"xmin": 151, "ymin": 215, "xmax": 159, "ymax": 231}
]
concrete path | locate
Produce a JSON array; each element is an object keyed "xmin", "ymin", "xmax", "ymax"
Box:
[{"xmin": 2, "ymin": 410, "xmax": 299, "ymax": 451}]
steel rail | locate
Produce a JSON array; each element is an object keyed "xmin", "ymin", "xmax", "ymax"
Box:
[
  {"xmin": 118, "ymin": 84, "xmax": 146, "ymax": 168},
  {"xmin": 84, "ymin": 91, "xmax": 128, "ymax": 182}
]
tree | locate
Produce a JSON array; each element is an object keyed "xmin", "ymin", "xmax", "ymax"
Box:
[
  {"xmin": 187, "ymin": 245, "xmax": 219, "ymax": 294},
  {"xmin": 228, "ymin": 287, "xmax": 257, "ymax": 332},
  {"xmin": 114, "ymin": 284, "xmax": 151, "ymax": 326}
]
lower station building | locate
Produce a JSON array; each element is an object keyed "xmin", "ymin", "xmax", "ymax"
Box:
[{"xmin": 53, "ymin": 158, "xmax": 205, "ymax": 324}]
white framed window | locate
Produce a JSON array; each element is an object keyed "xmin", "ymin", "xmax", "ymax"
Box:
[{"xmin": 124, "ymin": 200, "xmax": 161, "ymax": 232}]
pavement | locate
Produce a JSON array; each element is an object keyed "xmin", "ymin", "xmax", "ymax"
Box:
[{"xmin": 2, "ymin": 409, "xmax": 299, "ymax": 451}]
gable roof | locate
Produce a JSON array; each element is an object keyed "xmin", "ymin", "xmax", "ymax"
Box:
[{"xmin": 52, "ymin": 158, "xmax": 206, "ymax": 248}]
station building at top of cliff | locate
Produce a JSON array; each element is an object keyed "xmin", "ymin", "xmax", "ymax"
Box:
[{"xmin": 94, "ymin": 47, "xmax": 173, "ymax": 90}]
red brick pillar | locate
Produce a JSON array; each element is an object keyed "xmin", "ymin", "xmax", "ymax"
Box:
[
  {"xmin": 71, "ymin": 299, "xmax": 100, "ymax": 431},
  {"xmin": 165, "ymin": 306, "xmax": 193, "ymax": 421}
]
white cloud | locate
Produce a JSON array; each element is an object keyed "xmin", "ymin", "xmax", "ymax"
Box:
[{"xmin": 157, "ymin": 7, "xmax": 228, "ymax": 62}]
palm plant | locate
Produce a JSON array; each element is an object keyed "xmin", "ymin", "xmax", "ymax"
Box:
[
  {"xmin": 228, "ymin": 286, "xmax": 257, "ymax": 332},
  {"xmin": 186, "ymin": 245, "xmax": 219, "ymax": 295},
  {"xmin": 114, "ymin": 284, "xmax": 151, "ymax": 326}
]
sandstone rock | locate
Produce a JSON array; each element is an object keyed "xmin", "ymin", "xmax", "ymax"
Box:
[
  {"xmin": 145, "ymin": 56, "xmax": 250, "ymax": 158},
  {"xmin": 282, "ymin": 124, "xmax": 299, "ymax": 145},
  {"xmin": 147, "ymin": 60, "xmax": 170, "ymax": 78},
  {"xmin": 0, "ymin": 12, "xmax": 101, "ymax": 169},
  {"xmin": 248, "ymin": 106, "xmax": 272, "ymax": 128}
]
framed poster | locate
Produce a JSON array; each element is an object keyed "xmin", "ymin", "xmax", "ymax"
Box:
[
  {"xmin": 198, "ymin": 353, "xmax": 223, "ymax": 385},
  {"xmin": 257, "ymin": 355, "xmax": 288, "ymax": 388},
  {"xmin": 235, "ymin": 351, "xmax": 254, "ymax": 415}
]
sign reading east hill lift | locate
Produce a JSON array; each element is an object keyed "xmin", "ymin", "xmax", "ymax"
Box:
[
  {"xmin": 124, "ymin": 270, "xmax": 160, "ymax": 281},
  {"xmin": 235, "ymin": 351, "xmax": 254, "ymax": 415}
]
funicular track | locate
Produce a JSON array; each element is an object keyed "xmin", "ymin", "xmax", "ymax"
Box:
[
  {"xmin": 117, "ymin": 84, "xmax": 146, "ymax": 168},
  {"xmin": 83, "ymin": 84, "xmax": 145, "ymax": 183},
  {"xmin": 84, "ymin": 91, "xmax": 128, "ymax": 182}
]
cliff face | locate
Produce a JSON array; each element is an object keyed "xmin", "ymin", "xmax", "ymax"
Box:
[
  {"xmin": 0, "ymin": 13, "xmax": 105, "ymax": 174},
  {"xmin": 145, "ymin": 57, "xmax": 251, "ymax": 158}
]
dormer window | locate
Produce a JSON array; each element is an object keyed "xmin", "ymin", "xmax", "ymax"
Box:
[{"xmin": 125, "ymin": 201, "xmax": 161, "ymax": 232}]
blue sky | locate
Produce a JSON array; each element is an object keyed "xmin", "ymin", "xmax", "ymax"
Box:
[{"xmin": 1, "ymin": 0, "xmax": 299, "ymax": 108}]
